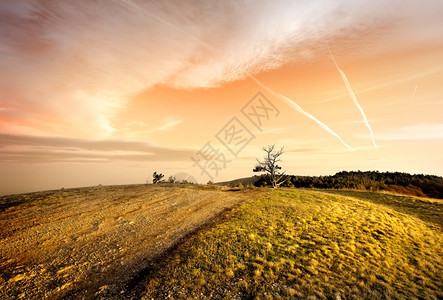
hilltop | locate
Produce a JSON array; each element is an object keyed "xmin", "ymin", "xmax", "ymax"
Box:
[
  {"xmin": 1, "ymin": 184, "xmax": 442, "ymax": 299},
  {"xmin": 218, "ymin": 171, "xmax": 443, "ymax": 199},
  {"xmin": 132, "ymin": 188, "xmax": 443, "ymax": 299}
]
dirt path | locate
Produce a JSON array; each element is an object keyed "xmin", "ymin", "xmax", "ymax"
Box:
[{"xmin": 0, "ymin": 184, "xmax": 264, "ymax": 299}]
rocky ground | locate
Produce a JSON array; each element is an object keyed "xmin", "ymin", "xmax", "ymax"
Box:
[{"xmin": 0, "ymin": 184, "xmax": 262, "ymax": 299}]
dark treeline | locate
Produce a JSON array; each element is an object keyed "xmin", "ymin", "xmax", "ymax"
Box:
[{"xmin": 253, "ymin": 171, "xmax": 443, "ymax": 199}]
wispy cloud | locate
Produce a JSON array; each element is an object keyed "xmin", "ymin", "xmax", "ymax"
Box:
[
  {"xmin": 157, "ymin": 120, "xmax": 182, "ymax": 131},
  {"xmin": 2, "ymin": 0, "xmax": 442, "ymax": 137},
  {"xmin": 313, "ymin": 64, "xmax": 443, "ymax": 105},
  {"xmin": 412, "ymin": 85, "xmax": 418, "ymax": 100},
  {"xmin": 372, "ymin": 124, "xmax": 443, "ymax": 140},
  {"xmin": 0, "ymin": 132, "xmax": 194, "ymax": 163}
]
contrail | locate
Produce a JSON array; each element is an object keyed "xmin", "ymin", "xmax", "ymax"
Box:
[
  {"xmin": 328, "ymin": 48, "xmax": 377, "ymax": 148},
  {"xmin": 412, "ymin": 85, "xmax": 418, "ymax": 99},
  {"xmin": 123, "ymin": 2, "xmax": 353, "ymax": 149},
  {"xmin": 249, "ymin": 75, "xmax": 352, "ymax": 150}
]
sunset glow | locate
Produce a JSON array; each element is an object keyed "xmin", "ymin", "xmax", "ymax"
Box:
[{"xmin": 1, "ymin": 0, "xmax": 442, "ymax": 194}]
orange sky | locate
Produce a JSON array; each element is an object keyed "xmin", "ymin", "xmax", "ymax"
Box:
[{"xmin": 1, "ymin": 0, "xmax": 442, "ymax": 194}]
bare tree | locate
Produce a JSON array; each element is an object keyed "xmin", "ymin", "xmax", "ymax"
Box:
[{"xmin": 253, "ymin": 144, "xmax": 287, "ymax": 188}]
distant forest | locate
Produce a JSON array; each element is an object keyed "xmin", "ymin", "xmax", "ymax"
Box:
[{"xmin": 251, "ymin": 171, "xmax": 443, "ymax": 199}]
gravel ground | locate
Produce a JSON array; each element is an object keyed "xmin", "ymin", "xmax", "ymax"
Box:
[{"xmin": 0, "ymin": 184, "xmax": 263, "ymax": 299}]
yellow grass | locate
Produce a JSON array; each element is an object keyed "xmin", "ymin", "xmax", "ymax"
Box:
[{"xmin": 137, "ymin": 189, "xmax": 443, "ymax": 299}]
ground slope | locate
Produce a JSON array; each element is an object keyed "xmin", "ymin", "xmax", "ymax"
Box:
[
  {"xmin": 0, "ymin": 184, "xmax": 263, "ymax": 299},
  {"xmin": 135, "ymin": 189, "xmax": 442, "ymax": 299}
]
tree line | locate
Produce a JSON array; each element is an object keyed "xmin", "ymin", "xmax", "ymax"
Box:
[
  {"xmin": 253, "ymin": 170, "xmax": 443, "ymax": 199},
  {"xmin": 151, "ymin": 144, "xmax": 443, "ymax": 199},
  {"xmin": 151, "ymin": 172, "xmax": 196, "ymax": 185}
]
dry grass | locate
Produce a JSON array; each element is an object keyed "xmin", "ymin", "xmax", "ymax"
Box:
[
  {"xmin": 320, "ymin": 189, "xmax": 443, "ymax": 227},
  {"xmin": 0, "ymin": 184, "xmax": 262, "ymax": 299},
  {"xmin": 137, "ymin": 189, "xmax": 443, "ymax": 299}
]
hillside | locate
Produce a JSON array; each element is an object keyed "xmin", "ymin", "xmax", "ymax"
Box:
[
  {"xmin": 216, "ymin": 176, "xmax": 260, "ymax": 187},
  {"xmin": 219, "ymin": 171, "xmax": 443, "ymax": 199},
  {"xmin": 0, "ymin": 184, "xmax": 263, "ymax": 299},
  {"xmin": 1, "ymin": 185, "xmax": 442, "ymax": 299},
  {"xmin": 133, "ymin": 189, "xmax": 442, "ymax": 299}
]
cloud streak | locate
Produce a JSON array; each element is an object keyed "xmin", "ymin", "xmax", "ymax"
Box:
[
  {"xmin": 375, "ymin": 124, "xmax": 443, "ymax": 141},
  {"xmin": 412, "ymin": 85, "xmax": 418, "ymax": 100},
  {"xmin": 328, "ymin": 48, "xmax": 377, "ymax": 148},
  {"xmin": 0, "ymin": 132, "xmax": 194, "ymax": 163},
  {"xmin": 157, "ymin": 120, "xmax": 182, "ymax": 132},
  {"xmin": 250, "ymin": 75, "xmax": 352, "ymax": 149},
  {"xmin": 2, "ymin": 0, "xmax": 442, "ymax": 138}
]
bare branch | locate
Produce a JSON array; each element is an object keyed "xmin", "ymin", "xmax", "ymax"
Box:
[{"xmin": 253, "ymin": 144, "xmax": 286, "ymax": 188}]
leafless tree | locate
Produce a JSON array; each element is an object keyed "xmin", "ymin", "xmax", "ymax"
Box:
[{"xmin": 253, "ymin": 144, "xmax": 287, "ymax": 188}]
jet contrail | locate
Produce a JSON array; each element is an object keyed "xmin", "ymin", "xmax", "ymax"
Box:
[
  {"xmin": 328, "ymin": 48, "xmax": 377, "ymax": 148},
  {"xmin": 249, "ymin": 75, "xmax": 352, "ymax": 150},
  {"xmin": 412, "ymin": 85, "xmax": 418, "ymax": 99},
  {"xmin": 123, "ymin": 3, "xmax": 353, "ymax": 149}
]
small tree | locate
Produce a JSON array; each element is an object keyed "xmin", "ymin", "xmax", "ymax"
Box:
[
  {"xmin": 152, "ymin": 172, "xmax": 165, "ymax": 184},
  {"xmin": 253, "ymin": 144, "xmax": 287, "ymax": 188},
  {"xmin": 167, "ymin": 175, "xmax": 176, "ymax": 184}
]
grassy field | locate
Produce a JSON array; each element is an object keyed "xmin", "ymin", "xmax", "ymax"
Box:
[{"xmin": 134, "ymin": 189, "xmax": 443, "ymax": 299}]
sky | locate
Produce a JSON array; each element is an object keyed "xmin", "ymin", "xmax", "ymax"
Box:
[{"xmin": 1, "ymin": 0, "xmax": 443, "ymax": 195}]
